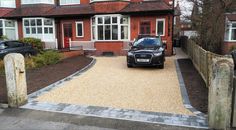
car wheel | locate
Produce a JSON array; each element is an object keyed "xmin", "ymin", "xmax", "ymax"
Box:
[
  {"xmin": 158, "ymin": 63, "xmax": 164, "ymax": 69},
  {"xmin": 127, "ymin": 64, "xmax": 133, "ymax": 68},
  {"xmin": 24, "ymin": 53, "xmax": 32, "ymax": 58}
]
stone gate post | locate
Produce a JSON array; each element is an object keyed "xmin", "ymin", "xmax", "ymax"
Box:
[
  {"xmin": 209, "ymin": 57, "xmax": 234, "ymax": 129},
  {"xmin": 4, "ymin": 53, "xmax": 27, "ymax": 108}
]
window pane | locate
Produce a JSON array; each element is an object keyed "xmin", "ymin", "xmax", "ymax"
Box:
[
  {"xmin": 232, "ymin": 23, "xmax": 236, "ymax": 28},
  {"xmin": 231, "ymin": 29, "xmax": 236, "ymax": 40},
  {"xmin": 98, "ymin": 25, "xmax": 103, "ymax": 40},
  {"xmin": 157, "ymin": 20, "xmax": 164, "ymax": 35},
  {"xmin": 30, "ymin": 19, "xmax": 36, "ymax": 26},
  {"xmin": 0, "ymin": 28, "xmax": 3, "ymax": 36},
  {"xmin": 31, "ymin": 27, "xmax": 36, "ymax": 34},
  {"xmin": 104, "ymin": 16, "xmax": 111, "ymax": 24},
  {"xmin": 5, "ymin": 20, "xmax": 15, "ymax": 27},
  {"xmin": 37, "ymin": 19, "xmax": 42, "ymax": 26},
  {"xmin": 112, "ymin": 25, "xmax": 118, "ymax": 40},
  {"xmin": 26, "ymin": 28, "xmax": 30, "ymax": 34},
  {"xmin": 140, "ymin": 21, "xmax": 151, "ymax": 35},
  {"xmin": 98, "ymin": 17, "xmax": 103, "ymax": 24},
  {"xmin": 112, "ymin": 17, "xmax": 117, "ymax": 24},
  {"xmin": 77, "ymin": 23, "xmax": 83, "ymax": 36},
  {"xmin": 0, "ymin": 21, "xmax": 2, "ymax": 27},
  {"xmin": 105, "ymin": 25, "xmax": 111, "ymax": 40},
  {"xmin": 37, "ymin": 27, "xmax": 42, "ymax": 34},
  {"xmin": 44, "ymin": 19, "xmax": 53, "ymax": 26},
  {"xmin": 225, "ymin": 28, "xmax": 229, "ymax": 41},
  {"xmin": 44, "ymin": 28, "xmax": 49, "ymax": 34},
  {"xmin": 24, "ymin": 20, "xmax": 29, "ymax": 26},
  {"xmin": 92, "ymin": 26, "xmax": 95, "ymax": 40},
  {"xmin": 49, "ymin": 27, "xmax": 53, "ymax": 34},
  {"xmin": 120, "ymin": 17, "xmax": 128, "ymax": 24},
  {"xmin": 92, "ymin": 17, "xmax": 95, "ymax": 25},
  {"xmin": 121, "ymin": 26, "xmax": 128, "ymax": 40}
]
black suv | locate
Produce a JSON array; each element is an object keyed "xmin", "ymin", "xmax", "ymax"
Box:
[{"xmin": 127, "ymin": 36, "xmax": 166, "ymax": 69}]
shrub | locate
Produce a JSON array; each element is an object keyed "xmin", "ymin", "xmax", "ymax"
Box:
[
  {"xmin": 32, "ymin": 50, "xmax": 62, "ymax": 68},
  {"xmin": 20, "ymin": 38, "xmax": 44, "ymax": 52},
  {"xmin": 0, "ymin": 36, "xmax": 8, "ymax": 40}
]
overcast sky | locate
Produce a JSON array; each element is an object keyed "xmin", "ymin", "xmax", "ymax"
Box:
[{"xmin": 175, "ymin": 0, "xmax": 193, "ymax": 17}]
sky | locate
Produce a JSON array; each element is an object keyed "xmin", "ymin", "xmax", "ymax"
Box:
[{"xmin": 175, "ymin": 0, "xmax": 193, "ymax": 17}]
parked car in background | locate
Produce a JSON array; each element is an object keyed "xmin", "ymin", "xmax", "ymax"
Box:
[
  {"xmin": 127, "ymin": 36, "xmax": 166, "ymax": 69},
  {"xmin": 0, "ymin": 40, "xmax": 37, "ymax": 59}
]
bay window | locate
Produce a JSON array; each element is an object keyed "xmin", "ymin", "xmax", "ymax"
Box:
[
  {"xmin": 60, "ymin": 0, "xmax": 80, "ymax": 5},
  {"xmin": 225, "ymin": 22, "xmax": 236, "ymax": 41},
  {"xmin": 21, "ymin": 0, "xmax": 54, "ymax": 4},
  {"xmin": 92, "ymin": 15, "xmax": 130, "ymax": 41},
  {"xmin": 23, "ymin": 18, "xmax": 55, "ymax": 42},
  {"xmin": 156, "ymin": 19, "xmax": 165, "ymax": 36},
  {"xmin": 0, "ymin": 19, "xmax": 17, "ymax": 40},
  {"xmin": 0, "ymin": 0, "xmax": 15, "ymax": 8}
]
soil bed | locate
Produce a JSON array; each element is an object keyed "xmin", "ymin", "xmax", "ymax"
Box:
[
  {"xmin": 177, "ymin": 59, "xmax": 208, "ymax": 114},
  {"xmin": 0, "ymin": 56, "xmax": 92, "ymax": 103}
]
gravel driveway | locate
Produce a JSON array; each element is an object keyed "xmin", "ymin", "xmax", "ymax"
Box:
[{"xmin": 37, "ymin": 56, "xmax": 192, "ymax": 115}]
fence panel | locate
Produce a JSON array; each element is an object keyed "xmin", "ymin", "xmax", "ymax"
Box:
[{"xmin": 185, "ymin": 40, "xmax": 232, "ymax": 87}]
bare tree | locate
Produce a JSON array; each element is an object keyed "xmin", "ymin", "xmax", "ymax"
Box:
[{"xmin": 187, "ymin": 0, "xmax": 234, "ymax": 54}]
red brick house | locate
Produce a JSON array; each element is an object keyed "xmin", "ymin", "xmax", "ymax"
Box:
[{"xmin": 0, "ymin": 0, "xmax": 174, "ymax": 55}]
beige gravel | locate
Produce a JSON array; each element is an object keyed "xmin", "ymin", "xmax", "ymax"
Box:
[{"xmin": 37, "ymin": 56, "xmax": 193, "ymax": 115}]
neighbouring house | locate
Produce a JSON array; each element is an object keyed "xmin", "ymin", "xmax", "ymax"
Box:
[
  {"xmin": 223, "ymin": 2, "xmax": 236, "ymax": 54},
  {"xmin": 0, "ymin": 0, "xmax": 174, "ymax": 55}
]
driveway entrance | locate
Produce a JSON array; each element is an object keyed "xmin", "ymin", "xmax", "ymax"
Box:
[{"xmin": 36, "ymin": 56, "xmax": 192, "ymax": 115}]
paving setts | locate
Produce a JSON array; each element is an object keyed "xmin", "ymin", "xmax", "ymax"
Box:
[{"xmin": 36, "ymin": 56, "xmax": 193, "ymax": 115}]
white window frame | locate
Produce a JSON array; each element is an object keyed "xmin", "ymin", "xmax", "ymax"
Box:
[
  {"xmin": 91, "ymin": 14, "xmax": 130, "ymax": 42},
  {"xmin": 225, "ymin": 21, "xmax": 236, "ymax": 42},
  {"xmin": 76, "ymin": 21, "xmax": 84, "ymax": 37},
  {"xmin": 0, "ymin": 0, "xmax": 16, "ymax": 8},
  {"xmin": 60, "ymin": 0, "xmax": 80, "ymax": 5},
  {"xmin": 0, "ymin": 19, "xmax": 18, "ymax": 40},
  {"xmin": 21, "ymin": 0, "xmax": 54, "ymax": 5},
  {"xmin": 156, "ymin": 18, "xmax": 166, "ymax": 36},
  {"xmin": 22, "ymin": 17, "xmax": 55, "ymax": 42}
]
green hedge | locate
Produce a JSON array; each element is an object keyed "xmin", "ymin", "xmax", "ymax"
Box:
[{"xmin": 20, "ymin": 38, "xmax": 44, "ymax": 52}]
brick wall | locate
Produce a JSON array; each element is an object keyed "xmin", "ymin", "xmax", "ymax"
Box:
[{"xmin": 222, "ymin": 41, "xmax": 236, "ymax": 54}]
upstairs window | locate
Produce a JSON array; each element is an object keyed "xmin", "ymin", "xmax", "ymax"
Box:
[
  {"xmin": 0, "ymin": 0, "xmax": 15, "ymax": 8},
  {"xmin": 21, "ymin": 0, "xmax": 54, "ymax": 4},
  {"xmin": 60, "ymin": 0, "xmax": 80, "ymax": 5}
]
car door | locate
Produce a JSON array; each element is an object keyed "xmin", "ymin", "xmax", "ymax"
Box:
[{"xmin": 5, "ymin": 41, "xmax": 25, "ymax": 54}]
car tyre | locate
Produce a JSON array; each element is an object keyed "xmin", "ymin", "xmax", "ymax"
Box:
[
  {"xmin": 24, "ymin": 53, "xmax": 32, "ymax": 58},
  {"xmin": 158, "ymin": 63, "xmax": 164, "ymax": 69},
  {"xmin": 127, "ymin": 64, "xmax": 133, "ymax": 68}
]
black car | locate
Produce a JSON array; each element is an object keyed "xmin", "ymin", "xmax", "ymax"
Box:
[
  {"xmin": 127, "ymin": 36, "xmax": 166, "ymax": 69},
  {"xmin": 0, "ymin": 40, "xmax": 37, "ymax": 59}
]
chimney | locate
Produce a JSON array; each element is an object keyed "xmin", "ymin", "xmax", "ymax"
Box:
[
  {"xmin": 163, "ymin": 0, "xmax": 173, "ymax": 6},
  {"xmin": 15, "ymin": 0, "xmax": 21, "ymax": 8}
]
